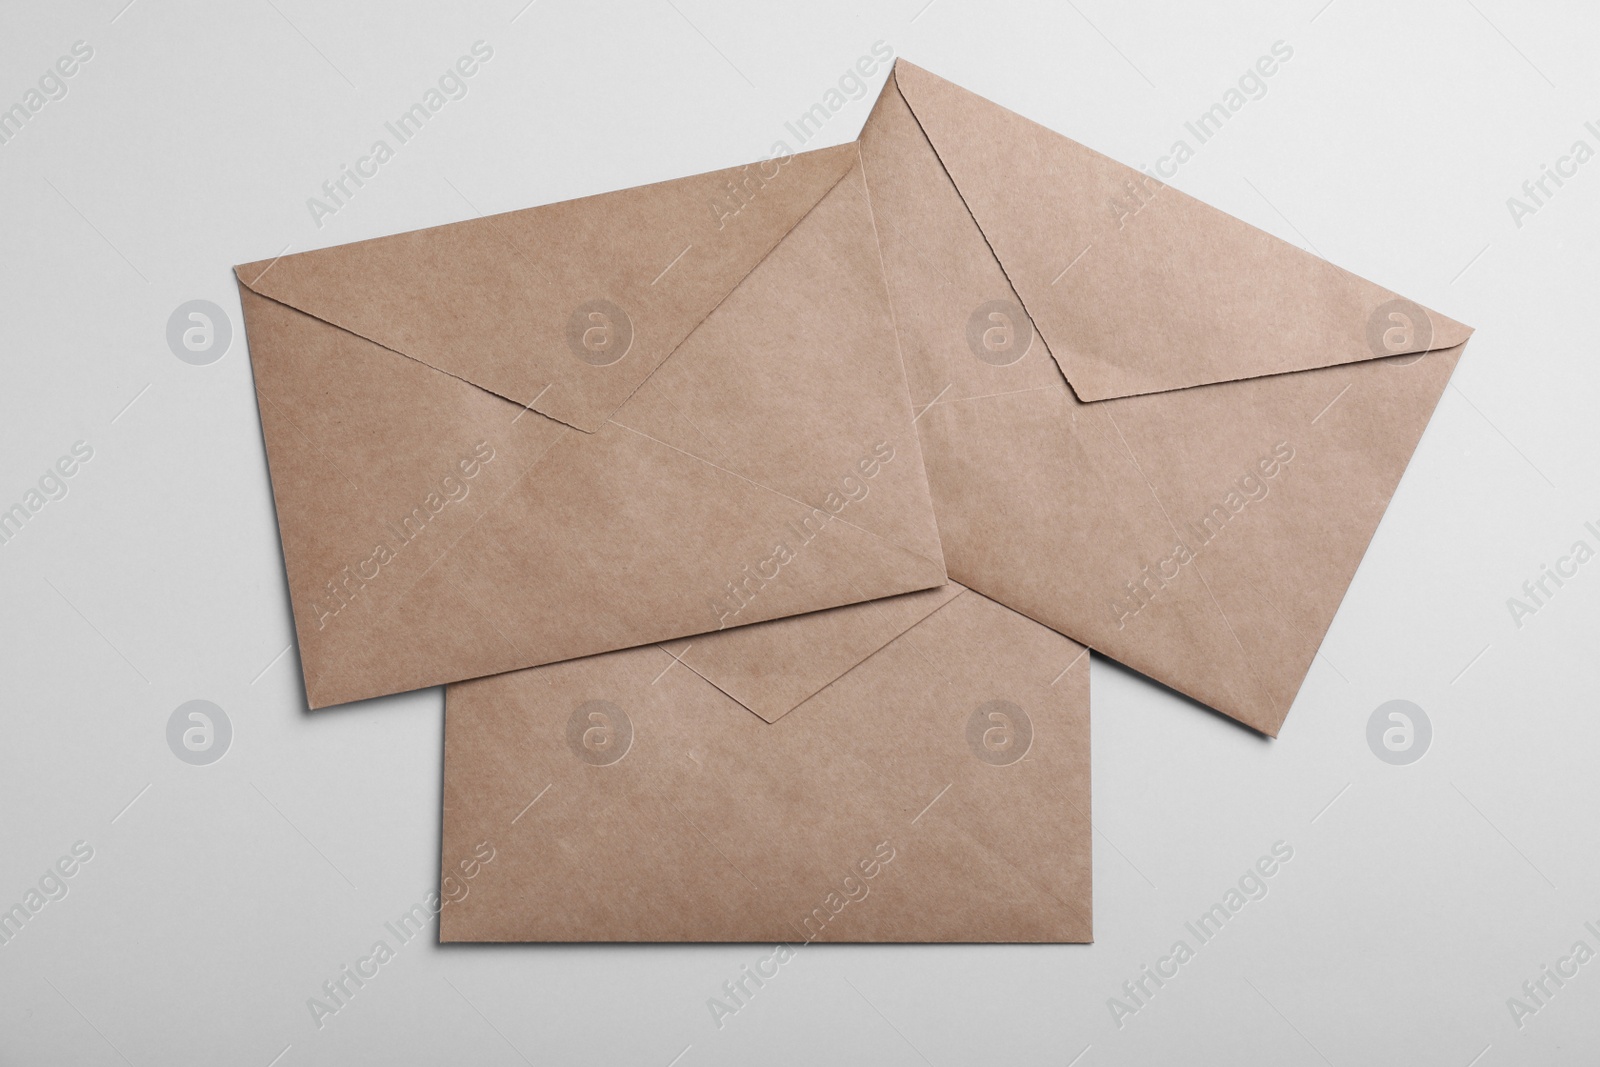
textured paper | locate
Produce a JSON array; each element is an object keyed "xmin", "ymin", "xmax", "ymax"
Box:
[
  {"xmin": 235, "ymin": 145, "xmax": 946, "ymax": 708},
  {"xmin": 441, "ymin": 585, "xmax": 1091, "ymax": 943},
  {"xmin": 857, "ymin": 61, "xmax": 1472, "ymax": 735}
]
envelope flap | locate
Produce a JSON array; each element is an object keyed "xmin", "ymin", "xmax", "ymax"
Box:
[
  {"xmin": 235, "ymin": 144, "xmax": 858, "ymax": 431},
  {"xmin": 891, "ymin": 61, "xmax": 1471, "ymax": 402},
  {"xmin": 662, "ymin": 584, "xmax": 964, "ymax": 723}
]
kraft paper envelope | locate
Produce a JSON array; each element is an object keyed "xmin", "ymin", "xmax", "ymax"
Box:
[
  {"xmin": 234, "ymin": 144, "xmax": 947, "ymax": 708},
  {"xmin": 440, "ymin": 583, "xmax": 1091, "ymax": 943},
  {"xmin": 856, "ymin": 62, "xmax": 1473, "ymax": 735}
]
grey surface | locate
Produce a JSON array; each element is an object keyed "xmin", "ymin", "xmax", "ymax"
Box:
[{"xmin": 1, "ymin": 0, "xmax": 1595, "ymax": 1063}]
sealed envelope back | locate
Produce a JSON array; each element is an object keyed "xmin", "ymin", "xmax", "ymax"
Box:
[
  {"xmin": 236, "ymin": 147, "xmax": 947, "ymax": 708},
  {"xmin": 858, "ymin": 63, "xmax": 1470, "ymax": 735},
  {"xmin": 440, "ymin": 586, "xmax": 1091, "ymax": 943}
]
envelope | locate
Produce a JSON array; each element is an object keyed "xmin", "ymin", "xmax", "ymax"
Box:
[
  {"xmin": 233, "ymin": 144, "xmax": 947, "ymax": 708},
  {"xmin": 856, "ymin": 62, "xmax": 1473, "ymax": 735},
  {"xmin": 440, "ymin": 582, "xmax": 1091, "ymax": 943}
]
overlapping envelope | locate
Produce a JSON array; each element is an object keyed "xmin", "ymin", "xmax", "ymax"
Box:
[
  {"xmin": 441, "ymin": 583, "xmax": 1091, "ymax": 943},
  {"xmin": 234, "ymin": 55, "xmax": 1471, "ymax": 943},
  {"xmin": 431, "ymin": 61, "xmax": 1471, "ymax": 943},
  {"xmin": 855, "ymin": 62, "xmax": 1471, "ymax": 735},
  {"xmin": 235, "ymin": 145, "xmax": 947, "ymax": 708}
]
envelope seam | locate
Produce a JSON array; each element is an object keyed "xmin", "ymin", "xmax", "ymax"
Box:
[
  {"xmin": 651, "ymin": 647, "xmax": 766, "ymax": 720},
  {"xmin": 587, "ymin": 158, "xmax": 864, "ymax": 428},
  {"xmin": 889, "ymin": 69, "xmax": 1085, "ymax": 403},
  {"xmin": 853, "ymin": 139, "xmax": 954, "ymax": 574},
  {"xmin": 239, "ymin": 287, "xmax": 577, "ymax": 432},
  {"xmin": 796, "ymin": 588, "xmax": 973, "ymax": 718},
  {"xmin": 683, "ymin": 583, "xmax": 966, "ymax": 723}
]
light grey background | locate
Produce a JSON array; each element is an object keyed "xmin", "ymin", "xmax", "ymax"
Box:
[{"xmin": 1, "ymin": 0, "xmax": 1595, "ymax": 1063}]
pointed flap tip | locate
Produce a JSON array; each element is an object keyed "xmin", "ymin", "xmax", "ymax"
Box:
[{"xmin": 681, "ymin": 583, "xmax": 964, "ymax": 724}]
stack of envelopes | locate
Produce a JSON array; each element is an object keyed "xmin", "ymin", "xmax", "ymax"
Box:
[{"xmin": 235, "ymin": 61, "xmax": 1469, "ymax": 943}]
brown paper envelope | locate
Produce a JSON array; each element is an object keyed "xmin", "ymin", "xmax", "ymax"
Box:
[
  {"xmin": 440, "ymin": 583, "xmax": 1091, "ymax": 943},
  {"xmin": 858, "ymin": 62, "xmax": 1472, "ymax": 735},
  {"xmin": 234, "ymin": 145, "xmax": 947, "ymax": 708}
]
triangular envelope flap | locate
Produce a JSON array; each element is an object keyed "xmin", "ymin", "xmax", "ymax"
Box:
[
  {"xmin": 891, "ymin": 61, "xmax": 1471, "ymax": 402},
  {"xmin": 663, "ymin": 584, "xmax": 964, "ymax": 723},
  {"xmin": 236, "ymin": 144, "xmax": 858, "ymax": 431}
]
